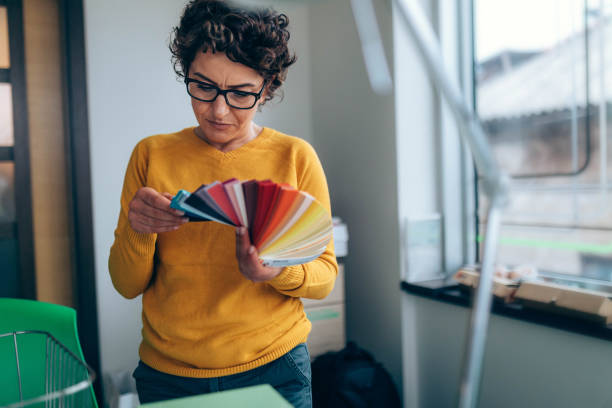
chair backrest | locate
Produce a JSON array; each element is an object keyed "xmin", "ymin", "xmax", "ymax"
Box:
[{"xmin": 0, "ymin": 298, "xmax": 97, "ymax": 407}]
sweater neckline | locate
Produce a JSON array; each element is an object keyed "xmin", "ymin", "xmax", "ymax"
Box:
[{"xmin": 187, "ymin": 126, "xmax": 271, "ymax": 160}]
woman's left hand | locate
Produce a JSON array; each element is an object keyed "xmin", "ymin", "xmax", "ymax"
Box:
[{"xmin": 235, "ymin": 227, "xmax": 283, "ymax": 282}]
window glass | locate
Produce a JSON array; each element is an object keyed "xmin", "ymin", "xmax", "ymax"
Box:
[
  {"xmin": 0, "ymin": 6, "xmax": 9, "ymax": 68},
  {"xmin": 0, "ymin": 162, "xmax": 15, "ymax": 222},
  {"xmin": 0, "ymin": 83, "xmax": 13, "ymax": 145},
  {"xmin": 0, "ymin": 239, "xmax": 19, "ymax": 297},
  {"xmin": 475, "ymin": 0, "xmax": 612, "ymax": 281}
]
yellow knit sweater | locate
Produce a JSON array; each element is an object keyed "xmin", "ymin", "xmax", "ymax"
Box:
[{"xmin": 108, "ymin": 127, "xmax": 338, "ymax": 378}]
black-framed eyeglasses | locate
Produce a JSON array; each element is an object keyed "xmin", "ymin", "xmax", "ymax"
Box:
[{"xmin": 184, "ymin": 78, "xmax": 267, "ymax": 110}]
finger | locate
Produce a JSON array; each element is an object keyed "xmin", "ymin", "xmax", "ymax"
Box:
[
  {"xmin": 139, "ymin": 188, "xmax": 184, "ymax": 216},
  {"xmin": 245, "ymin": 247, "xmax": 270, "ymax": 281},
  {"xmin": 246, "ymin": 247, "xmax": 266, "ymax": 280},
  {"xmin": 250, "ymin": 264, "xmax": 283, "ymax": 283},
  {"xmin": 161, "ymin": 192, "xmax": 182, "ymax": 215},
  {"xmin": 235, "ymin": 227, "xmax": 251, "ymax": 256},
  {"xmin": 247, "ymin": 245, "xmax": 259, "ymax": 263},
  {"xmin": 131, "ymin": 199, "xmax": 187, "ymax": 223},
  {"xmin": 143, "ymin": 204, "xmax": 187, "ymax": 222},
  {"xmin": 239, "ymin": 244, "xmax": 259, "ymax": 267},
  {"xmin": 133, "ymin": 187, "xmax": 184, "ymax": 217},
  {"xmin": 131, "ymin": 212, "xmax": 187, "ymax": 229}
]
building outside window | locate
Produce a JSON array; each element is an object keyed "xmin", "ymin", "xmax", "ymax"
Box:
[{"xmin": 475, "ymin": 0, "xmax": 612, "ymax": 285}]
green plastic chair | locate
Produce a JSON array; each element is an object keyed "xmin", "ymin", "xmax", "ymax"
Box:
[{"xmin": 0, "ymin": 298, "xmax": 97, "ymax": 407}]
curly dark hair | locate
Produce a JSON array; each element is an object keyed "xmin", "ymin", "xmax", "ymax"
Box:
[{"xmin": 170, "ymin": 0, "xmax": 297, "ymax": 104}]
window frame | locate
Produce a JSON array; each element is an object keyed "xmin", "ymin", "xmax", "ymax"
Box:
[
  {"xmin": 58, "ymin": 0, "xmax": 102, "ymax": 400},
  {"xmin": 395, "ymin": 0, "xmax": 477, "ymax": 284},
  {"xmin": 440, "ymin": 0, "xmax": 478, "ymax": 275}
]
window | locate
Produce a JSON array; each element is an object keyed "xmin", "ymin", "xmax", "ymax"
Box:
[
  {"xmin": 475, "ymin": 0, "xmax": 612, "ymax": 285},
  {"xmin": 0, "ymin": 0, "xmax": 35, "ymax": 298}
]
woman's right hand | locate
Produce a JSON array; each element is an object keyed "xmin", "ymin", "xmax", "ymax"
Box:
[{"xmin": 128, "ymin": 187, "xmax": 189, "ymax": 233}]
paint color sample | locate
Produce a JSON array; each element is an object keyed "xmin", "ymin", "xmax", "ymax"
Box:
[{"xmin": 170, "ymin": 179, "xmax": 333, "ymax": 267}]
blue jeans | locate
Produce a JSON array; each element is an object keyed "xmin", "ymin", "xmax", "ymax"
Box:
[{"xmin": 133, "ymin": 343, "xmax": 312, "ymax": 408}]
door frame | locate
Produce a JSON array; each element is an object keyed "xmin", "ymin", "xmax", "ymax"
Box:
[{"xmin": 59, "ymin": 0, "xmax": 102, "ymax": 401}]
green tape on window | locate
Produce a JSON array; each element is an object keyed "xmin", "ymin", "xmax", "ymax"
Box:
[
  {"xmin": 306, "ymin": 309, "xmax": 340, "ymax": 322},
  {"xmin": 477, "ymin": 235, "xmax": 612, "ymax": 255}
]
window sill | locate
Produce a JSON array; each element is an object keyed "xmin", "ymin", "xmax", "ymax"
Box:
[{"xmin": 400, "ymin": 279, "xmax": 612, "ymax": 342}]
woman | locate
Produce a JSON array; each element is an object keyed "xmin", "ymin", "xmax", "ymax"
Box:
[{"xmin": 108, "ymin": 1, "xmax": 337, "ymax": 407}]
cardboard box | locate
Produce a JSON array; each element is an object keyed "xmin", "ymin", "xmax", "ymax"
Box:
[
  {"xmin": 305, "ymin": 303, "xmax": 346, "ymax": 359},
  {"xmin": 515, "ymin": 281, "xmax": 612, "ymax": 324},
  {"xmin": 302, "ymin": 263, "xmax": 345, "ymax": 308},
  {"xmin": 453, "ymin": 267, "xmax": 518, "ymax": 302}
]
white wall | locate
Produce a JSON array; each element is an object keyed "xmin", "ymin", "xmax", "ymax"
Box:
[
  {"xmin": 237, "ymin": 0, "xmax": 313, "ymax": 142},
  {"xmin": 84, "ymin": 0, "xmax": 190, "ymax": 376},
  {"xmin": 308, "ymin": 0, "xmax": 403, "ymax": 393},
  {"xmin": 407, "ymin": 294, "xmax": 612, "ymax": 407},
  {"xmin": 83, "ymin": 0, "xmax": 313, "ymax": 376}
]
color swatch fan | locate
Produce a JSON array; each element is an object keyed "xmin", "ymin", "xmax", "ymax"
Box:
[{"xmin": 170, "ymin": 179, "xmax": 333, "ymax": 267}]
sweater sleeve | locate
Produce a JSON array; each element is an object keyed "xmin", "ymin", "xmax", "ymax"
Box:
[
  {"xmin": 108, "ymin": 141, "xmax": 157, "ymax": 299},
  {"xmin": 267, "ymin": 141, "xmax": 338, "ymax": 299}
]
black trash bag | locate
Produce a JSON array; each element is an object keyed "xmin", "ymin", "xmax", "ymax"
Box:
[{"xmin": 311, "ymin": 342, "xmax": 401, "ymax": 408}]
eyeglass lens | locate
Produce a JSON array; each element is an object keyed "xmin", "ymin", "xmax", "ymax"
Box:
[{"xmin": 187, "ymin": 82, "xmax": 257, "ymax": 109}]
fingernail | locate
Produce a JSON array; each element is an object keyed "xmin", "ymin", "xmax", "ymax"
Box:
[{"xmin": 248, "ymin": 246, "xmax": 254, "ymax": 254}]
